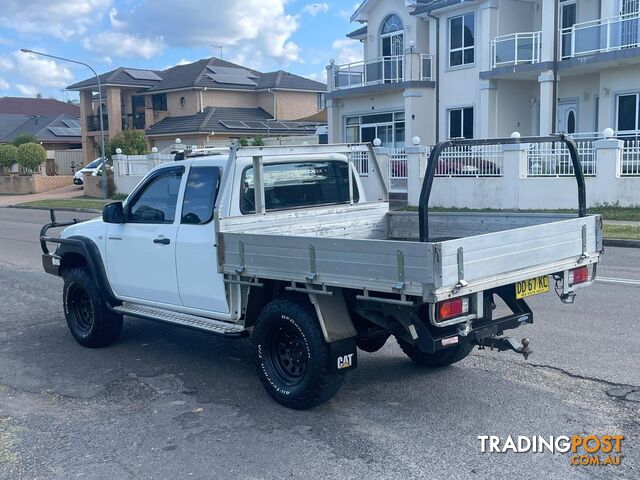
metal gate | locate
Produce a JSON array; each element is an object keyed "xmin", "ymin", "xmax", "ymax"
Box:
[{"xmin": 389, "ymin": 148, "xmax": 407, "ymax": 193}]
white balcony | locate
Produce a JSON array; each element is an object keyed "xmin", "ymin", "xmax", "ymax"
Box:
[
  {"xmin": 490, "ymin": 31, "xmax": 542, "ymax": 69},
  {"xmin": 331, "ymin": 54, "xmax": 433, "ymax": 91},
  {"xmin": 561, "ymin": 12, "xmax": 640, "ymax": 59}
]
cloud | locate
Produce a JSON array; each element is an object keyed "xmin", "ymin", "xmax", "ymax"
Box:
[
  {"xmin": 83, "ymin": 31, "xmax": 166, "ymax": 59},
  {"xmin": 338, "ymin": 2, "xmax": 360, "ymax": 19},
  {"xmin": 110, "ymin": 0, "xmax": 301, "ymax": 64},
  {"xmin": 0, "ymin": 0, "xmax": 111, "ymax": 40},
  {"xmin": 13, "ymin": 51, "xmax": 74, "ymax": 88},
  {"xmin": 330, "ymin": 39, "xmax": 363, "ymax": 65},
  {"xmin": 0, "ymin": 78, "xmax": 9, "ymax": 90},
  {"xmin": 15, "ymin": 84, "xmax": 38, "ymax": 96},
  {"xmin": 302, "ymin": 3, "xmax": 329, "ymax": 16}
]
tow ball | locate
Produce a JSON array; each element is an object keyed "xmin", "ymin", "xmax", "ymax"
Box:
[{"xmin": 477, "ymin": 337, "xmax": 533, "ymax": 360}]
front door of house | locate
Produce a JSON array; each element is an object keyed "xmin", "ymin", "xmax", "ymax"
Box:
[
  {"xmin": 361, "ymin": 124, "xmax": 394, "ymax": 147},
  {"xmin": 557, "ymin": 101, "xmax": 578, "ymax": 134},
  {"xmin": 381, "ymin": 33, "xmax": 403, "ymax": 82}
]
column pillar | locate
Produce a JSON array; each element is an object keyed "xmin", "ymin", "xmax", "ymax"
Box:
[
  {"xmin": 594, "ymin": 136, "xmax": 625, "ymax": 205},
  {"xmin": 106, "ymin": 87, "xmax": 122, "ymax": 138},
  {"xmin": 479, "ymin": 79, "xmax": 497, "ymax": 138},
  {"xmin": 406, "ymin": 144, "xmax": 428, "ymax": 206},
  {"xmin": 538, "ymin": 70, "xmax": 556, "ymax": 135}
]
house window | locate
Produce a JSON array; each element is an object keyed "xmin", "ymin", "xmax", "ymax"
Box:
[
  {"xmin": 317, "ymin": 93, "xmax": 326, "ymax": 110},
  {"xmin": 381, "ymin": 14, "xmax": 404, "ymax": 57},
  {"xmin": 449, "ymin": 13, "xmax": 475, "ymax": 67},
  {"xmin": 616, "ymin": 93, "xmax": 640, "ymax": 133},
  {"xmin": 152, "ymin": 94, "xmax": 167, "ymax": 111},
  {"xmin": 344, "ymin": 112, "xmax": 405, "ymax": 147},
  {"xmin": 448, "ymin": 107, "xmax": 474, "ymax": 139}
]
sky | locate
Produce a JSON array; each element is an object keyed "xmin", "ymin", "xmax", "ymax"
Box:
[{"xmin": 0, "ymin": 0, "xmax": 364, "ymax": 101}]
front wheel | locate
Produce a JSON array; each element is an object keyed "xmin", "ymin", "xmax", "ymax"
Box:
[
  {"xmin": 396, "ymin": 337, "xmax": 473, "ymax": 367},
  {"xmin": 252, "ymin": 297, "xmax": 344, "ymax": 409},
  {"xmin": 63, "ymin": 267, "xmax": 122, "ymax": 348}
]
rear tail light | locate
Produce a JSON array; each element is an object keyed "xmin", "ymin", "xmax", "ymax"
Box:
[
  {"xmin": 568, "ymin": 266, "xmax": 589, "ymax": 285},
  {"xmin": 438, "ymin": 297, "xmax": 469, "ymax": 320}
]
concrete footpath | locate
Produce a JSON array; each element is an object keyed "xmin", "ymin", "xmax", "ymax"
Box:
[{"xmin": 0, "ymin": 184, "xmax": 83, "ymax": 207}]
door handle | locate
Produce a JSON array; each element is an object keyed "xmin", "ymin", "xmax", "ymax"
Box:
[{"xmin": 153, "ymin": 237, "xmax": 170, "ymax": 245}]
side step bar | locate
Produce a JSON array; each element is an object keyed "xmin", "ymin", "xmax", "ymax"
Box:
[{"xmin": 114, "ymin": 303, "xmax": 248, "ymax": 337}]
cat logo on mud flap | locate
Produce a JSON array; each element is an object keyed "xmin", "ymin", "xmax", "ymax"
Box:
[{"xmin": 337, "ymin": 354, "xmax": 354, "ymax": 370}]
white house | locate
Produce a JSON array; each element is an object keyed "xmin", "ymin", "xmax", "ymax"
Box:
[{"xmin": 327, "ymin": 0, "xmax": 640, "ymax": 147}]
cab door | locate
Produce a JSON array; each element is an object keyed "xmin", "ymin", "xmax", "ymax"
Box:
[
  {"xmin": 106, "ymin": 166, "xmax": 184, "ymax": 305},
  {"xmin": 176, "ymin": 165, "xmax": 229, "ymax": 314}
]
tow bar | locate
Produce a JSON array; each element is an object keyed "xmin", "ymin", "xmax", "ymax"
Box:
[{"xmin": 478, "ymin": 337, "xmax": 532, "ymax": 360}]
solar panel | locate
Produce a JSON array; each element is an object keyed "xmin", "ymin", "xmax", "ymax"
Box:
[
  {"xmin": 268, "ymin": 122, "xmax": 291, "ymax": 130},
  {"xmin": 242, "ymin": 121, "xmax": 268, "ymax": 129},
  {"xmin": 206, "ymin": 65, "xmax": 257, "ymax": 78},
  {"xmin": 62, "ymin": 119, "xmax": 80, "ymax": 128},
  {"xmin": 219, "ymin": 121, "xmax": 250, "ymax": 129},
  {"xmin": 48, "ymin": 127, "xmax": 81, "ymax": 137},
  {"xmin": 205, "ymin": 73, "xmax": 257, "ymax": 86},
  {"xmin": 124, "ymin": 69, "xmax": 162, "ymax": 81}
]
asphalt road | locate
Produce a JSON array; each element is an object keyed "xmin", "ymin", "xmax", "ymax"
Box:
[{"xmin": 0, "ymin": 207, "xmax": 638, "ymax": 480}]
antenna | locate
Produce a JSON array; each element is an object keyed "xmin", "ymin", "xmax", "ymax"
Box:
[{"xmin": 211, "ymin": 45, "xmax": 224, "ymax": 59}]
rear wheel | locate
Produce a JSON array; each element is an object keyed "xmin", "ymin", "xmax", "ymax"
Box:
[
  {"xmin": 252, "ymin": 297, "xmax": 344, "ymax": 409},
  {"xmin": 396, "ymin": 337, "xmax": 473, "ymax": 367},
  {"xmin": 63, "ymin": 267, "xmax": 122, "ymax": 348}
]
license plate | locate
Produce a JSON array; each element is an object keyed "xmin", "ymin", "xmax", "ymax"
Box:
[{"xmin": 515, "ymin": 275, "xmax": 550, "ymax": 299}]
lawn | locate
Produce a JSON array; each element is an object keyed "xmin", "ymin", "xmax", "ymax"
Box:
[{"xmin": 603, "ymin": 224, "xmax": 640, "ymax": 240}]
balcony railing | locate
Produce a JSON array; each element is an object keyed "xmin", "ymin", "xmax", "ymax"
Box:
[
  {"xmin": 561, "ymin": 12, "xmax": 640, "ymax": 59},
  {"xmin": 86, "ymin": 114, "xmax": 108, "ymax": 132},
  {"xmin": 332, "ymin": 54, "xmax": 433, "ymax": 90},
  {"xmin": 490, "ymin": 31, "xmax": 542, "ymax": 69},
  {"xmin": 122, "ymin": 114, "xmax": 146, "ymax": 130}
]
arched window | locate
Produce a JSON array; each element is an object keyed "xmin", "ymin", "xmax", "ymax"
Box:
[
  {"xmin": 381, "ymin": 14, "xmax": 403, "ymax": 35},
  {"xmin": 381, "ymin": 14, "xmax": 404, "ymax": 57}
]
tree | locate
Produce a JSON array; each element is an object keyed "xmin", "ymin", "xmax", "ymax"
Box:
[
  {"xmin": 0, "ymin": 144, "xmax": 18, "ymax": 171},
  {"xmin": 12, "ymin": 134, "xmax": 38, "ymax": 147},
  {"xmin": 16, "ymin": 143, "xmax": 46, "ymax": 174},
  {"xmin": 106, "ymin": 130, "xmax": 147, "ymax": 159}
]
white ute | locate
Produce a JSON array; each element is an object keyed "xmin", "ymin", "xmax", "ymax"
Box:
[{"xmin": 41, "ymin": 137, "xmax": 603, "ymax": 409}]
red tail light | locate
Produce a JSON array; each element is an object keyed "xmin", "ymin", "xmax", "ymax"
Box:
[
  {"xmin": 569, "ymin": 266, "xmax": 589, "ymax": 285},
  {"xmin": 438, "ymin": 297, "xmax": 469, "ymax": 320}
]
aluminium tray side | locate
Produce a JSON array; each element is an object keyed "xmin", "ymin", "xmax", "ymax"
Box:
[
  {"xmin": 219, "ymin": 232, "xmax": 434, "ymax": 296},
  {"xmin": 435, "ymin": 215, "xmax": 601, "ymax": 288}
]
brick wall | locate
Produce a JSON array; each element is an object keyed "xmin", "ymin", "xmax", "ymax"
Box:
[
  {"xmin": 33, "ymin": 175, "xmax": 73, "ymax": 193},
  {"xmin": 83, "ymin": 173, "xmax": 115, "ymax": 198},
  {"xmin": 276, "ymin": 91, "xmax": 320, "ymax": 120}
]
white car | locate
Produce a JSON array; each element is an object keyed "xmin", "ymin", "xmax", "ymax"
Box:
[{"xmin": 73, "ymin": 158, "xmax": 104, "ymax": 185}]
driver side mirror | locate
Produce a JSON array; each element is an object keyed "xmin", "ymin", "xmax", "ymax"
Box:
[{"xmin": 103, "ymin": 201, "xmax": 124, "ymax": 224}]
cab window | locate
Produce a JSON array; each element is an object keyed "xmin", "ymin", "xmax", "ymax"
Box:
[
  {"xmin": 181, "ymin": 166, "xmax": 221, "ymax": 225},
  {"xmin": 241, "ymin": 160, "xmax": 359, "ymax": 214},
  {"xmin": 128, "ymin": 168, "xmax": 183, "ymax": 223}
]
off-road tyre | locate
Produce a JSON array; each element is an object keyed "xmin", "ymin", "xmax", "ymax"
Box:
[
  {"xmin": 62, "ymin": 267, "xmax": 122, "ymax": 348},
  {"xmin": 396, "ymin": 337, "xmax": 473, "ymax": 367},
  {"xmin": 252, "ymin": 296, "xmax": 344, "ymax": 409}
]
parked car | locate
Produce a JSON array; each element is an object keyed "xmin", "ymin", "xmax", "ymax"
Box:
[
  {"xmin": 436, "ymin": 156, "xmax": 501, "ymax": 175},
  {"xmin": 73, "ymin": 158, "xmax": 104, "ymax": 185}
]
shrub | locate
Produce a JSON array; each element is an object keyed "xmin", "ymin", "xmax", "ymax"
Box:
[
  {"xmin": 106, "ymin": 130, "xmax": 147, "ymax": 159},
  {"xmin": 12, "ymin": 134, "xmax": 38, "ymax": 147},
  {"xmin": 251, "ymin": 136, "xmax": 264, "ymax": 146},
  {"xmin": 238, "ymin": 137, "xmax": 249, "ymax": 147},
  {"xmin": 0, "ymin": 144, "xmax": 18, "ymax": 170},
  {"xmin": 16, "ymin": 142, "xmax": 46, "ymax": 174}
]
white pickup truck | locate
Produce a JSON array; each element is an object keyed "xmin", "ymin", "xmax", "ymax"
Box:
[{"xmin": 41, "ymin": 137, "xmax": 603, "ymax": 409}]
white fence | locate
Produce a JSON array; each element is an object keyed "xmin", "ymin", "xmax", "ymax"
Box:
[
  {"xmin": 622, "ymin": 139, "xmax": 640, "ymax": 176},
  {"xmin": 348, "ymin": 145, "xmax": 370, "ymax": 176},
  {"xmin": 113, "ymin": 153, "xmax": 174, "ymax": 194},
  {"xmin": 527, "ymin": 140, "xmax": 596, "ymax": 176},
  {"xmin": 389, "ymin": 148, "xmax": 408, "ymax": 193},
  {"xmin": 364, "ymin": 135, "xmax": 640, "ymax": 208},
  {"xmin": 436, "ymin": 145, "xmax": 504, "ymax": 177},
  {"xmin": 491, "ymin": 31, "xmax": 542, "ymax": 69}
]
